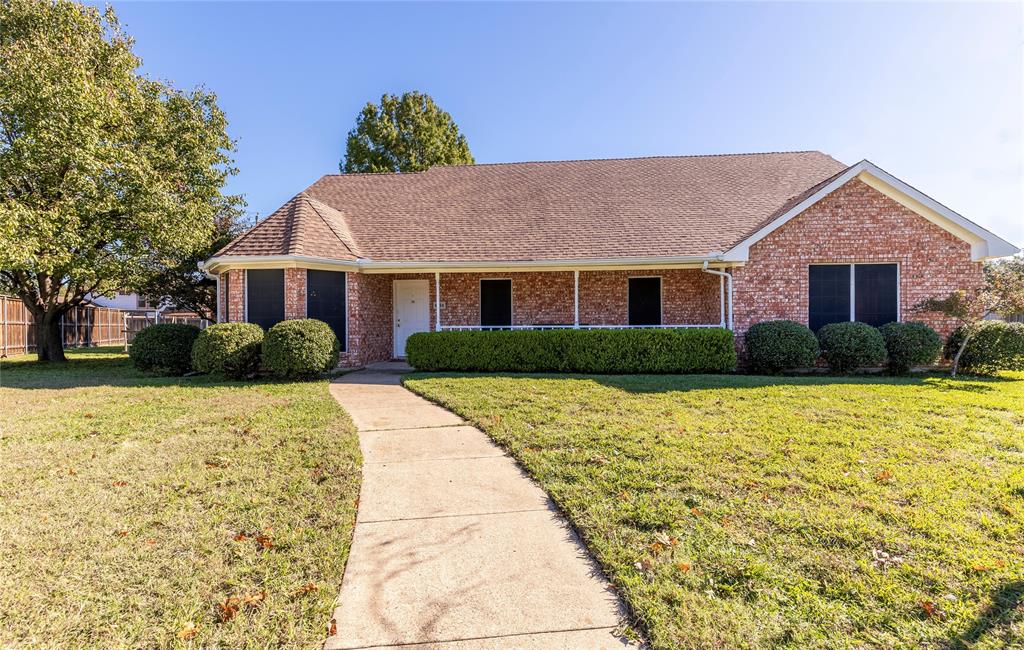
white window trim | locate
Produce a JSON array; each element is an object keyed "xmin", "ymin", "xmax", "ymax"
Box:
[
  {"xmin": 479, "ymin": 278, "xmax": 514, "ymax": 327},
  {"xmin": 627, "ymin": 275, "xmax": 663, "ymax": 326},
  {"xmin": 809, "ymin": 262, "xmax": 901, "ymax": 325}
]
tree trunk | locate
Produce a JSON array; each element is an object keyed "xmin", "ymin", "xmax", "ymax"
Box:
[
  {"xmin": 950, "ymin": 330, "xmax": 972, "ymax": 378},
  {"xmin": 35, "ymin": 313, "xmax": 66, "ymax": 362}
]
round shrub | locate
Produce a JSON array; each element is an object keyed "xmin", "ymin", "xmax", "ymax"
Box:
[
  {"xmin": 129, "ymin": 323, "xmax": 200, "ymax": 376},
  {"xmin": 946, "ymin": 320, "xmax": 1024, "ymax": 375},
  {"xmin": 816, "ymin": 321, "xmax": 887, "ymax": 372},
  {"xmin": 191, "ymin": 322, "xmax": 264, "ymax": 379},
  {"xmin": 262, "ymin": 319, "xmax": 340, "ymax": 379},
  {"xmin": 878, "ymin": 322, "xmax": 942, "ymax": 375},
  {"xmin": 744, "ymin": 320, "xmax": 819, "ymax": 373}
]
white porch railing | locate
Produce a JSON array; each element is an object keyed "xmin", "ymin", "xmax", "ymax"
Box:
[{"xmin": 438, "ymin": 324, "xmax": 724, "ymax": 331}]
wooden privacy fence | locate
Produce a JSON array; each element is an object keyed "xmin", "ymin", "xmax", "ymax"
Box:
[{"xmin": 0, "ymin": 296, "xmax": 208, "ymax": 357}]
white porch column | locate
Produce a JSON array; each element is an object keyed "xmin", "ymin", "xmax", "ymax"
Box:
[
  {"xmin": 719, "ymin": 275, "xmax": 725, "ymax": 328},
  {"xmin": 573, "ymin": 270, "xmax": 580, "ymax": 328},
  {"xmin": 434, "ymin": 272, "xmax": 441, "ymax": 331}
]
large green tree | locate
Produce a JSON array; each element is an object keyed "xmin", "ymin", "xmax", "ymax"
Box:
[
  {"xmin": 341, "ymin": 91, "xmax": 474, "ymax": 173},
  {"xmin": 0, "ymin": 0, "xmax": 241, "ymax": 361}
]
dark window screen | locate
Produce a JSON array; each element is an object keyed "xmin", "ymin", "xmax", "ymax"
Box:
[
  {"xmin": 307, "ymin": 270, "xmax": 346, "ymax": 349},
  {"xmin": 480, "ymin": 279, "xmax": 512, "ymax": 327},
  {"xmin": 809, "ymin": 265, "xmax": 851, "ymax": 332},
  {"xmin": 628, "ymin": 277, "xmax": 661, "ymax": 326},
  {"xmin": 246, "ymin": 269, "xmax": 284, "ymax": 331},
  {"xmin": 855, "ymin": 264, "xmax": 898, "ymax": 327}
]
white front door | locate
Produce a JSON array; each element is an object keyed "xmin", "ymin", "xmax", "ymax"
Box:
[{"xmin": 393, "ymin": 279, "xmax": 430, "ymax": 357}]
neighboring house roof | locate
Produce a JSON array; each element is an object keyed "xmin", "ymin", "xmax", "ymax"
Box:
[{"xmin": 208, "ymin": 151, "xmax": 1019, "ymax": 271}]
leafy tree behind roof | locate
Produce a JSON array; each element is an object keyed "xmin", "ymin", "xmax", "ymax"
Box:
[
  {"xmin": 341, "ymin": 91, "xmax": 474, "ymax": 173},
  {"xmin": 0, "ymin": 0, "xmax": 242, "ymax": 361}
]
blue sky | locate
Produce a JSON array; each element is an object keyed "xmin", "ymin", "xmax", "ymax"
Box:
[{"xmin": 108, "ymin": 1, "xmax": 1022, "ymax": 245}]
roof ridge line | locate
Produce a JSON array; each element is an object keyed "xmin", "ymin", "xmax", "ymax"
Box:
[{"xmin": 316, "ymin": 151, "xmax": 832, "ymax": 177}]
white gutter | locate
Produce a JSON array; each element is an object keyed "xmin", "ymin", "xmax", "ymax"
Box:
[
  {"xmin": 701, "ymin": 260, "xmax": 733, "ymax": 330},
  {"xmin": 201, "ymin": 253, "xmax": 741, "ymax": 274}
]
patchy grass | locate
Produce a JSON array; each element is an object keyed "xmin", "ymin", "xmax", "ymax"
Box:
[
  {"xmin": 0, "ymin": 348, "xmax": 361, "ymax": 649},
  {"xmin": 404, "ymin": 372, "xmax": 1024, "ymax": 649}
]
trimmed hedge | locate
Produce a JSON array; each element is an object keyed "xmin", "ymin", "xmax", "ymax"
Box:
[
  {"xmin": 744, "ymin": 320, "xmax": 819, "ymax": 373},
  {"xmin": 262, "ymin": 319, "xmax": 340, "ymax": 379},
  {"xmin": 946, "ymin": 320, "xmax": 1024, "ymax": 375},
  {"xmin": 817, "ymin": 321, "xmax": 887, "ymax": 372},
  {"xmin": 405, "ymin": 328, "xmax": 736, "ymax": 374},
  {"xmin": 191, "ymin": 322, "xmax": 264, "ymax": 379},
  {"xmin": 878, "ymin": 322, "xmax": 942, "ymax": 375},
  {"xmin": 129, "ymin": 323, "xmax": 200, "ymax": 376}
]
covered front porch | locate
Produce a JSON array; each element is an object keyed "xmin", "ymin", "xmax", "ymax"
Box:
[{"xmin": 356, "ymin": 267, "xmax": 734, "ymax": 364}]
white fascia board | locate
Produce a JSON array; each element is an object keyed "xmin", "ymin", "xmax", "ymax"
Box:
[
  {"xmin": 723, "ymin": 160, "xmax": 1021, "ymax": 262},
  {"xmin": 203, "ymin": 254, "xmax": 737, "ymax": 274}
]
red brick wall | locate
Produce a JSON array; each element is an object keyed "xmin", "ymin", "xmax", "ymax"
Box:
[
  {"xmin": 284, "ymin": 268, "xmax": 307, "ymax": 321},
  {"xmin": 579, "ymin": 270, "xmax": 721, "ymax": 326},
  {"xmin": 732, "ymin": 178, "xmax": 984, "ymax": 341},
  {"xmin": 220, "ymin": 270, "xmax": 246, "ymax": 323},
  {"xmin": 440, "ymin": 272, "xmax": 575, "ymax": 326}
]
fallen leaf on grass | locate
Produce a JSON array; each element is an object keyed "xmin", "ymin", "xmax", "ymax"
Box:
[
  {"xmin": 114, "ymin": 530, "xmax": 128, "ymax": 537},
  {"xmin": 690, "ymin": 507, "xmax": 702, "ymax": 517},
  {"xmin": 233, "ymin": 533, "xmax": 249, "ymax": 542},
  {"xmin": 654, "ymin": 532, "xmax": 679, "ymax": 547},
  {"xmin": 329, "ymin": 618, "xmax": 337, "ymax": 636},
  {"xmin": 920, "ymin": 601, "xmax": 945, "ymax": 619},
  {"xmin": 649, "ymin": 542, "xmax": 665, "ymax": 555},
  {"xmin": 998, "ymin": 503, "xmax": 1014, "ymax": 516},
  {"xmin": 875, "ymin": 470, "xmax": 893, "ymax": 483},
  {"xmin": 84, "ymin": 413, "xmax": 94, "ymax": 419},
  {"xmin": 112, "ymin": 480, "xmax": 127, "ymax": 487},
  {"xmin": 256, "ymin": 535, "xmax": 273, "ymax": 550},
  {"xmin": 145, "ymin": 539, "xmax": 156, "ymax": 546},
  {"xmin": 294, "ymin": 582, "xmax": 317, "ymax": 597},
  {"xmin": 67, "ymin": 468, "xmax": 77, "ymax": 476},
  {"xmin": 176, "ymin": 622, "xmax": 198, "ymax": 639},
  {"xmin": 241, "ymin": 591, "xmax": 266, "ymax": 608},
  {"xmin": 676, "ymin": 562, "xmax": 691, "ymax": 572},
  {"xmin": 217, "ymin": 597, "xmax": 240, "ymax": 623}
]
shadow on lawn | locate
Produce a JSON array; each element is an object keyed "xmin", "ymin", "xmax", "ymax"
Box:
[
  {"xmin": 0, "ymin": 347, "xmax": 291, "ymax": 391},
  {"xmin": 950, "ymin": 580, "xmax": 1024, "ymax": 649},
  {"xmin": 405, "ymin": 370, "xmax": 1017, "ymax": 394}
]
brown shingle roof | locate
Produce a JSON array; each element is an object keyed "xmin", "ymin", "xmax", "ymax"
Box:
[
  {"xmin": 217, "ymin": 151, "xmax": 848, "ymax": 263},
  {"xmin": 217, "ymin": 193, "xmax": 360, "ymax": 260}
]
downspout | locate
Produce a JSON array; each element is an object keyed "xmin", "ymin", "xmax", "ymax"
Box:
[
  {"xmin": 701, "ymin": 260, "xmax": 733, "ymax": 330},
  {"xmin": 200, "ymin": 262, "xmax": 220, "ymax": 323}
]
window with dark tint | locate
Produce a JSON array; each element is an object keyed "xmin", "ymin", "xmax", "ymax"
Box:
[
  {"xmin": 854, "ymin": 264, "xmax": 898, "ymax": 327},
  {"xmin": 808, "ymin": 265, "xmax": 850, "ymax": 332},
  {"xmin": 628, "ymin": 277, "xmax": 662, "ymax": 326},
  {"xmin": 809, "ymin": 264, "xmax": 898, "ymax": 331},
  {"xmin": 307, "ymin": 270, "xmax": 346, "ymax": 349},
  {"xmin": 480, "ymin": 279, "xmax": 512, "ymax": 328},
  {"xmin": 246, "ymin": 269, "xmax": 284, "ymax": 331}
]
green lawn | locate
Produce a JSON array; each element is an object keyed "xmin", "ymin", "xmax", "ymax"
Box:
[
  {"xmin": 404, "ymin": 372, "xmax": 1024, "ymax": 649},
  {"xmin": 0, "ymin": 348, "xmax": 361, "ymax": 649}
]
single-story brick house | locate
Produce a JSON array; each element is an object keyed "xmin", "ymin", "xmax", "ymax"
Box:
[{"xmin": 202, "ymin": 152, "xmax": 1019, "ymax": 366}]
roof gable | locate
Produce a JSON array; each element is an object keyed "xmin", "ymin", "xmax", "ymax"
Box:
[{"xmin": 722, "ymin": 160, "xmax": 1019, "ymax": 262}]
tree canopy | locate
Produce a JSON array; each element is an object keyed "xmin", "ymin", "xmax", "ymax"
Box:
[
  {"xmin": 341, "ymin": 91, "xmax": 474, "ymax": 173},
  {"xmin": 0, "ymin": 0, "xmax": 242, "ymax": 360}
]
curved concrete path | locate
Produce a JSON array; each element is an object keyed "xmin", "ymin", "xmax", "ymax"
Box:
[{"xmin": 325, "ymin": 364, "xmax": 632, "ymax": 650}]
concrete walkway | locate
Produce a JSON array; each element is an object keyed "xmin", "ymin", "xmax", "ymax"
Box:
[{"xmin": 324, "ymin": 364, "xmax": 631, "ymax": 650}]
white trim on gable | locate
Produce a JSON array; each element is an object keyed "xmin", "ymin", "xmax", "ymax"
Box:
[{"xmin": 721, "ymin": 160, "xmax": 1020, "ymax": 263}]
